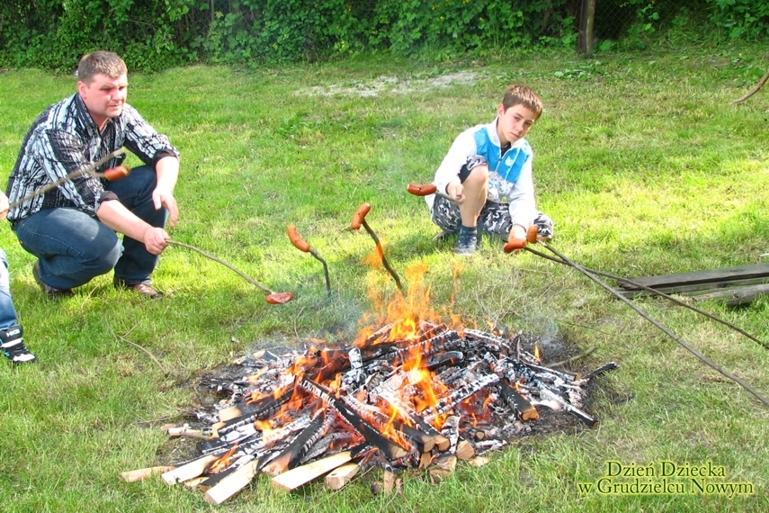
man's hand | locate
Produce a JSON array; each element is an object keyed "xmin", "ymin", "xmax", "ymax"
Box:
[
  {"xmin": 152, "ymin": 188, "xmax": 179, "ymax": 228},
  {"xmin": 154, "ymin": 156, "xmax": 180, "ymax": 228},
  {"xmin": 0, "ymin": 191, "xmax": 8, "ymax": 221},
  {"xmin": 143, "ymin": 226, "xmax": 171, "ymax": 255},
  {"xmin": 446, "ymin": 182, "xmax": 466, "ymax": 204}
]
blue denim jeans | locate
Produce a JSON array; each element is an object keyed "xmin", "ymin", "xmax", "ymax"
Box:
[
  {"xmin": 14, "ymin": 165, "xmax": 168, "ymax": 290},
  {"xmin": 0, "ymin": 248, "xmax": 19, "ymax": 331}
]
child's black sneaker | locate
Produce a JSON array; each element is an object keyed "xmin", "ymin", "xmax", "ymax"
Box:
[
  {"xmin": 1, "ymin": 325, "xmax": 36, "ymax": 364},
  {"xmin": 454, "ymin": 226, "xmax": 478, "ymax": 255}
]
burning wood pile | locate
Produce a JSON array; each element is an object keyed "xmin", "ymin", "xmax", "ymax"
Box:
[{"xmin": 124, "ymin": 315, "xmax": 617, "ymax": 504}]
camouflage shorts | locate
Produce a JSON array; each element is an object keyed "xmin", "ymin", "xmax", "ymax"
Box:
[{"xmin": 430, "ymin": 196, "xmax": 555, "ymax": 239}]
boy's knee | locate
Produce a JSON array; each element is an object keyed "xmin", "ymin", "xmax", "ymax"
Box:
[
  {"xmin": 534, "ymin": 212, "xmax": 555, "ymax": 240},
  {"xmin": 464, "ymin": 165, "xmax": 489, "ymax": 187}
]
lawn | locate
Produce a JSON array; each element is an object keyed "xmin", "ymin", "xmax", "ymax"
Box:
[{"xmin": 1, "ymin": 42, "xmax": 768, "ymax": 512}]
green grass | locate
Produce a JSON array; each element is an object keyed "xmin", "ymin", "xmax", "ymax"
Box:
[{"xmin": 2, "ymin": 43, "xmax": 769, "ymax": 512}]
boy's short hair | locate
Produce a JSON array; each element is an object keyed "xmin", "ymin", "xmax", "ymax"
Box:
[
  {"xmin": 77, "ymin": 51, "xmax": 127, "ymax": 85},
  {"xmin": 502, "ymin": 84, "xmax": 543, "ymax": 119}
]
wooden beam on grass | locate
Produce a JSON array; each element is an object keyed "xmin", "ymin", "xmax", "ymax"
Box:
[{"xmin": 616, "ymin": 263, "xmax": 769, "ymax": 291}]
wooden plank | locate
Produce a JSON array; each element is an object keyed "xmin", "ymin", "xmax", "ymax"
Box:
[
  {"xmin": 616, "ymin": 276, "xmax": 769, "ymax": 299},
  {"xmin": 204, "ymin": 459, "xmax": 260, "ymax": 505},
  {"xmin": 121, "ymin": 466, "xmax": 175, "ymax": 482},
  {"xmin": 727, "ymin": 284, "xmax": 769, "ymax": 306},
  {"xmin": 271, "ymin": 451, "xmax": 352, "ymax": 492},
  {"xmin": 161, "ymin": 454, "xmax": 220, "ymax": 485},
  {"xmin": 691, "ymin": 283, "xmax": 769, "ymax": 305},
  {"xmin": 617, "ymin": 264, "xmax": 769, "ymax": 290},
  {"xmin": 218, "ymin": 405, "xmax": 243, "ymax": 422},
  {"xmin": 325, "ymin": 462, "xmax": 360, "ymax": 490}
]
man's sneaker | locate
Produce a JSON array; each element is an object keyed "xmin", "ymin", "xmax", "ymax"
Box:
[
  {"xmin": 1, "ymin": 325, "xmax": 36, "ymax": 364},
  {"xmin": 454, "ymin": 226, "xmax": 478, "ymax": 255},
  {"xmin": 33, "ymin": 261, "xmax": 73, "ymax": 299}
]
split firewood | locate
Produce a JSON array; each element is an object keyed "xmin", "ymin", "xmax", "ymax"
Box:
[
  {"xmin": 325, "ymin": 462, "xmax": 360, "ymax": 490},
  {"xmin": 467, "ymin": 456, "xmax": 490, "ymax": 467},
  {"xmin": 204, "ymin": 458, "xmax": 260, "ymax": 505},
  {"xmin": 211, "ymin": 421, "xmax": 225, "ymax": 435},
  {"xmin": 218, "ymin": 405, "xmax": 243, "ymax": 422},
  {"xmin": 272, "ymin": 450, "xmax": 353, "ymax": 492},
  {"xmin": 162, "ymin": 454, "xmax": 220, "ymax": 485},
  {"xmin": 121, "ymin": 466, "xmax": 175, "ymax": 483},
  {"xmin": 455, "ymin": 440, "xmax": 475, "ymax": 461},
  {"xmin": 141, "ymin": 321, "xmax": 612, "ymax": 501},
  {"xmin": 184, "ymin": 476, "xmax": 208, "ymax": 489},
  {"xmin": 428, "ymin": 454, "xmax": 457, "ymax": 484},
  {"xmin": 383, "ymin": 470, "xmax": 396, "ymax": 493},
  {"xmin": 262, "ymin": 412, "xmax": 327, "ymax": 476},
  {"xmin": 498, "ymin": 380, "xmax": 540, "ymax": 421},
  {"xmin": 433, "ymin": 434, "xmax": 451, "ymax": 452},
  {"xmin": 440, "ymin": 416, "xmax": 460, "ymax": 454},
  {"xmin": 166, "ymin": 427, "xmax": 210, "ymax": 440}
]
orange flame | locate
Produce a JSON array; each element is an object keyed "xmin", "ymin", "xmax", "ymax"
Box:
[
  {"xmin": 353, "ymin": 261, "xmax": 442, "ymax": 346},
  {"xmin": 208, "ymin": 443, "xmax": 239, "ymax": 474}
]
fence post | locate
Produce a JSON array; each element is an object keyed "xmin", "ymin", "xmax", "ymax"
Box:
[{"xmin": 578, "ymin": 0, "xmax": 596, "ymax": 54}]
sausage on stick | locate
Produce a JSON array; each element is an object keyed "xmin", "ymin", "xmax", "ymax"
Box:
[
  {"xmin": 350, "ymin": 203, "xmax": 403, "ymax": 292},
  {"xmin": 287, "ymin": 224, "xmax": 331, "ymax": 297}
]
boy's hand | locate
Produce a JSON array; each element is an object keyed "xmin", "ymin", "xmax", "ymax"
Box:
[
  {"xmin": 509, "ymin": 224, "xmax": 526, "ymax": 242},
  {"xmin": 504, "ymin": 224, "xmax": 528, "ymax": 254},
  {"xmin": 446, "ymin": 182, "xmax": 466, "ymax": 204}
]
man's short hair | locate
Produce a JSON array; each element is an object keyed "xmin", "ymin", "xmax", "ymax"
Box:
[
  {"xmin": 77, "ymin": 51, "xmax": 127, "ymax": 84},
  {"xmin": 502, "ymin": 84, "xmax": 543, "ymax": 119}
]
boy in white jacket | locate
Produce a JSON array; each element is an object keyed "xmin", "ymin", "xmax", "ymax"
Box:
[{"xmin": 426, "ymin": 84, "xmax": 554, "ymax": 255}]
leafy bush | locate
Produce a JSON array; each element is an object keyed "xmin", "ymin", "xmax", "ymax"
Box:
[
  {"xmin": 1, "ymin": 0, "xmax": 768, "ymax": 71},
  {"xmin": 706, "ymin": 0, "xmax": 769, "ymax": 39}
]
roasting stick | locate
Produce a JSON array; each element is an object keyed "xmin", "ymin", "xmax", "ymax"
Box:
[
  {"xmin": 350, "ymin": 203, "xmax": 404, "ymax": 292},
  {"xmin": 406, "ymin": 183, "xmax": 459, "ymax": 203},
  {"xmin": 515, "ymin": 226, "xmax": 769, "ymax": 410},
  {"xmin": 287, "ymin": 224, "xmax": 332, "ymax": 297},
  {"xmin": 515, "ymin": 237, "xmax": 769, "ymax": 351},
  {"xmin": 166, "ymin": 240, "xmax": 294, "ymax": 304},
  {"xmin": 5, "ymin": 148, "xmax": 129, "ymax": 213}
]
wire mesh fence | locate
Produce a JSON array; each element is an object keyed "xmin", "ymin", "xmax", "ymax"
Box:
[{"xmin": 582, "ymin": 0, "xmax": 708, "ymax": 50}]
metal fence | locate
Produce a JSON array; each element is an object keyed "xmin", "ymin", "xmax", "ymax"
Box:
[{"xmin": 579, "ymin": 0, "xmax": 706, "ymax": 52}]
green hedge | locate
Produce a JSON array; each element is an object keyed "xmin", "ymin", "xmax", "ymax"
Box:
[{"xmin": 1, "ymin": 0, "xmax": 767, "ymax": 71}]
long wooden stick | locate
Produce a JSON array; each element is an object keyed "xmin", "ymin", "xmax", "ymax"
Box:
[
  {"xmin": 534, "ymin": 239, "xmax": 769, "ymax": 410},
  {"xmin": 731, "ymin": 67, "xmax": 769, "ymax": 104},
  {"xmin": 167, "ymin": 240, "xmax": 274, "ymax": 294},
  {"xmin": 7, "ymin": 147, "xmax": 126, "ymax": 211}
]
